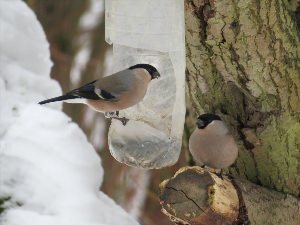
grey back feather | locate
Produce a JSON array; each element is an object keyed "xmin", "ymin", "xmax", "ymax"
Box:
[{"xmin": 94, "ymin": 69, "xmax": 136, "ymax": 98}]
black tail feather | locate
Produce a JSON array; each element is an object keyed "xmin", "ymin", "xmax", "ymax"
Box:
[
  {"xmin": 38, "ymin": 94, "xmax": 80, "ymax": 105},
  {"xmin": 71, "ymin": 85, "xmax": 101, "ymax": 100}
]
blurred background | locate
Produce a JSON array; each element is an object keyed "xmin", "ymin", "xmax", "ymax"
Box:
[{"xmin": 26, "ymin": 1, "xmax": 190, "ymax": 224}]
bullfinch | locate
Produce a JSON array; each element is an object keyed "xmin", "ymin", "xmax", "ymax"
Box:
[
  {"xmin": 189, "ymin": 113, "xmax": 238, "ymax": 178},
  {"xmin": 39, "ymin": 64, "xmax": 160, "ymax": 125}
]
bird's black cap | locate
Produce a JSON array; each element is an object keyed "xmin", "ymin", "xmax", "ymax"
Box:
[
  {"xmin": 129, "ymin": 64, "xmax": 160, "ymax": 80},
  {"xmin": 197, "ymin": 113, "xmax": 222, "ymax": 129}
]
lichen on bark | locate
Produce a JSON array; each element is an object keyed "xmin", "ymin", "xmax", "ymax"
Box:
[{"xmin": 185, "ymin": 0, "xmax": 300, "ymax": 196}]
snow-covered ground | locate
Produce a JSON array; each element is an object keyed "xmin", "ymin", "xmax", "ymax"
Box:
[{"xmin": 0, "ymin": 1, "xmax": 139, "ymax": 225}]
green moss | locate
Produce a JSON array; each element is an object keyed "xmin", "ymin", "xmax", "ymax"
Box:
[
  {"xmin": 258, "ymin": 93, "xmax": 279, "ymax": 112},
  {"xmin": 236, "ymin": 149, "xmax": 259, "ymax": 182},
  {"xmin": 0, "ymin": 196, "xmax": 11, "ymax": 215},
  {"xmin": 256, "ymin": 114, "xmax": 300, "ymax": 194}
]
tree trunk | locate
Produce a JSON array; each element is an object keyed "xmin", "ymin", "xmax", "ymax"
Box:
[
  {"xmin": 159, "ymin": 0, "xmax": 300, "ymax": 224},
  {"xmin": 185, "ymin": 0, "xmax": 300, "ymax": 195}
]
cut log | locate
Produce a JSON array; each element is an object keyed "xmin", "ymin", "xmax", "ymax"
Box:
[{"xmin": 160, "ymin": 167, "xmax": 300, "ymax": 225}]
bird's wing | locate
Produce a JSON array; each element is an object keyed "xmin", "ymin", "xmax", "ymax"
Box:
[
  {"xmin": 93, "ymin": 69, "xmax": 136, "ymax": 99},
  {"xmin": 68, "ymin": 69, "xmax": 135, "ymax": 101}
]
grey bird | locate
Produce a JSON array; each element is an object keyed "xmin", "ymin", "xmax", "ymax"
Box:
[
  {"xmin": 39, "ymin": 64, "xmax": 160, "ymax": 125},
  {"xmin": 189, "ymin": 113, "xmax": 238, "ymax": 178}
]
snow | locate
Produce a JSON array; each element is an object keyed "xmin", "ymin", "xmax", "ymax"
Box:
[
  {"xmin": 79, "ymin": 0, "xmax": 104, "ymax": 30},
  {"xmin": 0, "ymin": 1, "xmax": 139, "ymax": 225},
  {"xmin": 125, "ymin": 169, "xmax": 150, "ymax": 218},
  {"xmin": 88, "ymin": 111, "xmax": 107, "ymax": 150},
  {"xmin": 105, "ymin": 0, "xmax": 186, "ymax": 168},
  {"xmin": 70, "ymin": 0, "xmax": 105, "ymax": 86}
]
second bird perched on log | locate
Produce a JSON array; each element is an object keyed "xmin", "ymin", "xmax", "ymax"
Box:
[
  {"xmin": 39, "ymin": 64, "xmax": 160, "ymax": 125},
  {"xmin": 189, "ymin": 113, "xmax": 238, "ymax": 178}
]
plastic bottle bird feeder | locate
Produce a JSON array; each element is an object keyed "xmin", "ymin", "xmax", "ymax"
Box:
[{"xmin": 105, "ymin": 0, "xmax": 185, "ymax": 169}]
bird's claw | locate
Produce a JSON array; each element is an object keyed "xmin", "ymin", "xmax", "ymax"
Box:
[
  {"xmin": 109, "ymin": 116, "xmax": 129, "ymax": 126},
  {"xmin": 120, "ymin": 117, "xmax": 129, "ymax": 126},
  {"xmin": 199, "ymin": 166, "xmax": 224, "ymax": 180},
  {"xmin": 201, "ymin": 165, "xmax": 207, "ymax": 169},
  {"xmin": 215, "ymin": 170, "xmax": 224, "ymax": 180},
  {"xmin": 104, "ymin": 111, "xmax": 117, "ymax": 118},
  {"xmin": 105, "ymin": 112, "xmax": 129, "ymax": 126}
]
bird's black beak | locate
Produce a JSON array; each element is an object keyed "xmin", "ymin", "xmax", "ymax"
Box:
[
  {"xmin": 196, "ymin": 119, "xmax": 205, "ymax": 129},
  {"xmin": 151, "ymin": 71, "xmax": 160, "ymax": 79}
]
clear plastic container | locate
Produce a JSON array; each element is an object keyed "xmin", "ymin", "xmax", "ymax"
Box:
[{"xmin": 105, "ymin": 0, "xmax": 185, "ymax": 169}]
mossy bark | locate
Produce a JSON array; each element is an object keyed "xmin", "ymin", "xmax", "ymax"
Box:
[
  {"xmin": 177, "ymin": 0, "xmax": 300, "ymax": 224},
  {"xmin": 185, "ymin": 0, "xmax": 300, "ymax": 196},
  {"xmin": 234, "ymin": 178, "xmax": 300, "ymax": 225}
]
